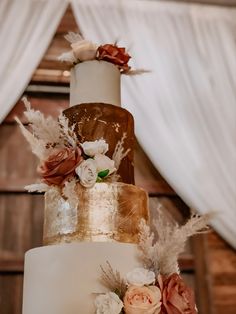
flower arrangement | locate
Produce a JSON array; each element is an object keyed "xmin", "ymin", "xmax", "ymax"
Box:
[
  {"xmin": 16, "ymin": 98, "xmax": 128, "ymax": 192},
  {"xmin": 95, "ymin": 211, "xmax": 211, "ymax": 314},
  {"xmin": 59, "ymin": 32, "xmax": 147, "ymax": 75}
]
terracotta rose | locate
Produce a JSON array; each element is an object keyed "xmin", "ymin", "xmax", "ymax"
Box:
[
  {"xmin": 97, "ymin": 44, "xmax": 131, "ymax": 72},
  {"xmin": 157, "ymin": 274, "xmax": 197, "ymax": 314},
  {"xmin": 39, "ymin": 147, "xmax": 83, "ymax": 186}
]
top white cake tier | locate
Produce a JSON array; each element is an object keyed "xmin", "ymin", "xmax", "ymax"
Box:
[{"xmin": 70, "ymin": 60, "xmax": 121, "ymax": 107}]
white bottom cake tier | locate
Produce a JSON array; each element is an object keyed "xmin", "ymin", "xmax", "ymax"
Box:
[{"xmin": 23, "ymin": 242, "xmax": 141, "ymax": 314}]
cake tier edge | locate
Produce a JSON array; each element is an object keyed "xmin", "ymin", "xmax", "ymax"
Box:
[
  {"xmin": 70, "ymin": 60, "xmax": 121, "ymax": 107},
  {"xmin": 22, "ymin": 242, "xmax": 141, "ymax": 314}
]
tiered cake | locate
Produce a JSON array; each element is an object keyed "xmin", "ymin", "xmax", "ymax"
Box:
[
  {"xmin": 22, "ymin": 55, "xmax": 149, "ymax": 314},
  {"xmin": 20, "ymin": 35, "xmax": 204, "ymax": 314}
]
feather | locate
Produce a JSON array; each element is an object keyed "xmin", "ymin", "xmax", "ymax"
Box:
[
  {"xmin": 15, "ymin": 117, "xmax": 46, "ymax": 159},
  {"xmin": 64, "ymin": 32, "xmax": 83, "ymax": 44},
  {"xmin": 58, "ymin": 51, "xmax": 76, "ymax": 64},
  {"xmin": 25, "ymin": 183, "xmax": 49, "ymax": 193}
]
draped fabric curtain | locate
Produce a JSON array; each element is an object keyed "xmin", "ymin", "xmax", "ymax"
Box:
[
  {"xmin": 0, "ymin": 0, "xmax": 68, "ymax": 123},
  {"xmin": 71, "ymin": 0, "xmax": 236, "ymax": 248}
]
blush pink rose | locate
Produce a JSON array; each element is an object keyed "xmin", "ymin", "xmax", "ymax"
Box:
[
  {"xmin": 123, "ymin": 285, "xmax": 161, "ymax": 314},
  {"xmin": 157, "ymin": 274, "xmax": 197, "ymax": 314},
  {"xmin": 38, "ymin": 147, "xmax": 83, "ymax": 186}
]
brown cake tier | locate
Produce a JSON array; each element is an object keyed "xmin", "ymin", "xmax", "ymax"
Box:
[
  {"xmin": 63, "ymin": 103, "xmax": 134, "ymax": 184},
  {"xmin": 43, "ymin": 182, "xmax": 149, "ymax": 245}
]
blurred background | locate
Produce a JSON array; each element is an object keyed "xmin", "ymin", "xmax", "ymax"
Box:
[{"xmin": 0, "ymin": 1, "xmax": 236, "ymax": 313}]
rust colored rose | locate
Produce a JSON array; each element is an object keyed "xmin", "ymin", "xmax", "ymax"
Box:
[
  {"xmin": 157, "ymin": 274, "xmax": 197, "ymax": 314},
  {"xmin": 97, "ymin": 44, "xmax": 131, "ymax": 72},
  {"xmin": 39, "ymin": 147, "xmax": 83, "ymax": 186}
]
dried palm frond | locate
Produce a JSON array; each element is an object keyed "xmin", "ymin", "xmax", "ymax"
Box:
[
  {"xmin": 22, "ymin": 97, "xmax": 62, "ymax": 146},
  {"xmin": 139, "ymin": 210, "xmax": 211, "ymax": 276},
  {"xmin": 64, "ymin": 32, "xmax": 83, "ymax": 44},
  {"xmin": 125, "ymin": 69, "xmax": 151, "ymax": 76},
  {"xmin": 112, "ymin": 133, "xmax": 130, "ymax": 170},
  {"xmin": 15, "ymin": 117, "xmax": 47, "ymax": 159},
  {"xmin": 100, "ymin": 262, "xmax": 126, "ymax": 298},
  {"xmin": 58, "ymin": 113, "xmax": 78, "ymax": 148},
  {"xmin": 138, "ymin": 219, "xmax": 155, "ymax": 270},
  {"xmin": 25, "ymin": 183, "xmax": 49, "ymax": 193},
  {"xmin": 58, "ymin": 51, "xmax": 76, "ymax": 63}
]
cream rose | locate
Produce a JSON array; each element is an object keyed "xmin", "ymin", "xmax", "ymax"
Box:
[
  {"xmin": 95, "ymin": 292, "xmax": 123, "ymax": 314},
  {"xmin": 126, "ymin": 268, "xmax": 156, "ymax": 287},
  {"xmin": 124, "ymin": 285, "xmax": 161, "ymax": 314},
  {"xmin": 71, "ymin": 40, "xmax": 98, "ymax": 61},
  {"xmin": 81, "ymin": 140, "xmax": 109, "ymax": 157},
  {"xmin": 94, "ymin": 154, "xmax": 116, "ymax": 175},
  {"xmin": 75, "ymin": 159, "xmax": 97, "ymax": 188}
]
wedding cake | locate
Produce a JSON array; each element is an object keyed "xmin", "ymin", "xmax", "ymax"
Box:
[{"xmin": 20, "ymin": 33, "xmax": 207, "ymax": 314}]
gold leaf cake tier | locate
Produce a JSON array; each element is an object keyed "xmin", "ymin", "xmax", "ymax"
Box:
[{"xmin": 43, "ymin": 182, "xmax": 149, "ymax": 245}]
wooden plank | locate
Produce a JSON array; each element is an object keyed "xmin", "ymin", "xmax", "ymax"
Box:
[
  {"xmin": 0, "ymin": 125, "xmax": 38, "ymax": 184},
  {"xmin": 135, "ymin": 142, "xmax": 175, "ymax": 195},
  {"xmin": 52, "ymin": 5, "xmax": 79, "ymax": 35},
  {"xmin": 32, "ymin": 69, "xmax": 70, "ymax": 83},
  {"xmin": 0, "ymin": 256, "xmax": 23, "ymax": 272},
  {"xmin": 4, "ymin": 96, "xmax": 68, "ymax": 123},
  {"xmin": 0, "ymin": 178, "xmax": 39, "ymax": 193},
  {"xmin": 208, "ymin": 231, "xmax": 236, "ymax": 314},
  {"xmin": 0, "ymin": 274, "xmax": 23, "ymax": 314},
  {"xmin": 0, "ymin": 194, "xmax": 44, "ymax": 254},
  {"xmin": 192, "ymin": 234, "xmax": 214, "ymax": 314}
]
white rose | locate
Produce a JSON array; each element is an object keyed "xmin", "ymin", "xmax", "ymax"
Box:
[
  {"xmin": 95, "ymin": 292, "xmax": 123, "ymax": 314},
  {"xmin": 75, "ymin": 159, "xmax": 97, "ymax": 188},
  {"xmin": 81, "ymin": 140, "xmax": 109, "ymax": 157},
  {"xmin": 94, "ymin": 154, "xmax": 116, "ymax": 175},
  {"xmin": 71, "ymin": 40, "xmax": 98, "ymax": 61},
  {"xmin": 126, "ymin": 268, "xmax": 156, "ymax": 287}
]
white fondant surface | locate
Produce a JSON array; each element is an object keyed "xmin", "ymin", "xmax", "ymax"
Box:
[
  {"xmin": 70, "ymin": 60, "xmax": 121, "ymax": 107},
  {"xmin": 22, "ymin": 242, "xmax": 140, "ymax": 314}
]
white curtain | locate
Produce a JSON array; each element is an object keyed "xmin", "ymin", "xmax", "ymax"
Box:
[
  {"xmin": 72, "ymin": 0, "xmax": 236, "ymax": 248},
  {"xmin": 0, "ymin": 0, "xmax": 68, "ymax": 123}
]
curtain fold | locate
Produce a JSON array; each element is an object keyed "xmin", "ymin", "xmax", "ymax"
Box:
[
  {"xmin": 72, "ymin": 0, "xmax": 236, "ymax": 248},
  {"xmin": 0, "ymin": 0, "xmax": 68, "ymax": 123}
]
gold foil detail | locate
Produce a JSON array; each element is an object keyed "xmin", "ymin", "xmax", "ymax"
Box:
[{"xmin": 43, "ymin": 183, "xmax": 149, "ymax": 245}]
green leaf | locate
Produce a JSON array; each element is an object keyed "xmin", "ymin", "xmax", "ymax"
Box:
[
  {"xmin": 98, "ymin": 169, "xmax": 109, "ymax": 178},
  {"xmin": 96, "ymin": 176, "xmax": 103, "ymax": 183}
]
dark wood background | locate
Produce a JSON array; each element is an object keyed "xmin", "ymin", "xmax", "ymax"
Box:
[{"xmin": 0, "ymin": 5, "xmax": 236, "ymax": 314}]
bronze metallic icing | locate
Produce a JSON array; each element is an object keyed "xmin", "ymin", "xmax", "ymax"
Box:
[
  {"xmin": 63, "ymin": 103, "xmax": 135, "ymax": 184},
  {"xmin": 43, "ymin": 182, "xmax": 149, "ymax": 245}
]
